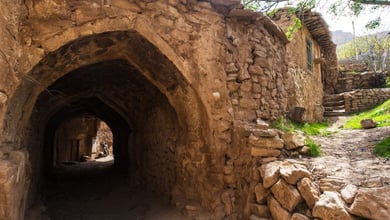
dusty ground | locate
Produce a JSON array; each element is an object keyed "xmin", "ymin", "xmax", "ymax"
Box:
[
  {"xmin": 304, "ymin": 117, "xmax": 390, "ymax": 187},
  {"xmin": 40, "ymin": 157, "xmax": 196, "ymax": 220},
  {"xmin": 31, "ymin": 118, "xmax": 390, "ymax": 219}
]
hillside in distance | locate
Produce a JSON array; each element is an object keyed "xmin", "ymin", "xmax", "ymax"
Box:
[{"xmin": 331, "ymin": 30, "xmax": 353, "ymax": 45}]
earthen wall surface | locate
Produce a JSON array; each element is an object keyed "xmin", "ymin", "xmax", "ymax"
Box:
[
  {"xmin": 345, "ymin": 88, "xmax": 390, "ymax": 113},
  {"xmin": 336, "ymin": 71, "xmax": 390, "ymax": 93}
]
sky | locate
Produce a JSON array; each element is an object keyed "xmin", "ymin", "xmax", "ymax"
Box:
[{"xmin": 313, "ymin": 0, "xmax": 390, "ymax": 36}]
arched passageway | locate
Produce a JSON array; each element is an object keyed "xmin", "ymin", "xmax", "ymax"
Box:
[{"xmin": 5, "ymin": 31, "xmax": 212, "ymax": 218}]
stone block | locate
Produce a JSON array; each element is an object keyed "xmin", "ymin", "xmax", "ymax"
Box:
[
  {"xmin": 291, "ymin": 213, "xmax": 310, "ymax": 220},
  {"xmin": 282, "ymin": 132, "xmax": 305, "ymax": 150},
  {"xmin": 254, "ymin": 183, "xmax": 269, "ymax": 204},
  {"xmin": 271, "ymin": 179, "xmax": 302, "ymax": 212},
  {"xmin": 248, "ymin": 134, "xmax": 284, "ymax": 149},
  {"xmin": 280, "ymin": 162, "xmax": 312, "ymax": 185},
  {"xmin": 251, "ymin": 147, "xmax": 280, "ymax": 157},
  {"xmin": 312, "ymin": 191, "xmax": 352, "ymax": 220},
  {"xmin": 259, "ymin": 161, "xmax": 281, "ymax": 188},
  {"xmin": 340, "ymin": 184, "xmax": 357, "ymax": 204},
  {"xmin": 268, "ymin": 196, "xmax": 291, "ymax": 220},
  {"xmin": 297, "ymin": 177, "xmax": 320, "ymax": 209},
  {"xmin": 250, "ymin": 204, "xmax": 270, "ymax": 218},
  {"xmin": 349, "ymin": 186, "xmax": 390, "ymax": 220}
]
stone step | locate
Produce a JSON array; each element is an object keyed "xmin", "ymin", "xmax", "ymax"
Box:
[
  {"xmin": 325, "ymin": 105, "xmax": 345, "ymax": 111},
  {"xmin": 323, "ymin": 94, "xmax": 344, "ymax": 102},
  {"xmin": 323, "ymin": 100, "xmax": 345, "ymax": 107},
  {"xmin": 324, "ymin": 110, "xmax": 346, "ymax": 117}
]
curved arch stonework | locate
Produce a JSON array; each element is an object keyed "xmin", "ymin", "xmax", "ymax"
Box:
[{"xmin": 0, "ymin": 1, "xmax": 296, "ymax": 219}]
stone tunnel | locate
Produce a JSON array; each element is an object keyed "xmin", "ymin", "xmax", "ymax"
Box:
[{"xmin": 0, "ymin": 0, "xmax": 295, "ymax": 219}]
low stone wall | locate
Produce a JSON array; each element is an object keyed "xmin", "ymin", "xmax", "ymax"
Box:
[
  {"xmin": 243, "ymin": 126, "xmax": 390, "ymax": 220},
  {"xmin": 336, "ymin": 71, "xmax": 390, "ymax": 93},
  {"xmin": 344, "ymin": 88, "xmax": 390, "ymax": 113}
]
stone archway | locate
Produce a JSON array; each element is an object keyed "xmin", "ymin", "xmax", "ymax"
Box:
[{"xmin": 3, "ymin": 30, "xmax": 213, "ymax": 218}]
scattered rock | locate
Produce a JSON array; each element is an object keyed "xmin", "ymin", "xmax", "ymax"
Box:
[
  {"xmin": 271, "ymin": 179, "xmax": 302, "ymax": 212},
  {"xmin": 340, "ymin": 184, "xmax": 357, "ymax": 204},
  {"xmin": 360, "ymin": 119, "xmax": 377, "ymax": 129},
  {"xmin": 268, "ymin": 196, "xmax": 291, "ymax": 220},
  {"xmin": 297, "ymin": 177, "xmax": 320, "ymax": 209},
  {"xmin": 280, "ymin": 162, "xmax": 312, "ymax": 185},
  {"xmin": 299, "ymin": 146, "xmax": 311, "ymax": 156},
  {"xmin": 249, "ymin": 134, "xmax": 284, "ymax": 149},
  {"xmin": 349, "ymin": 186, "xmax": 390, "ymax": 220},
  {"xmin": 312, "ymin": 191, "xmax": 352, "ymax": 220},
  {"xmin": 250, "ymin": 204, "xmax": 270, "ymax": 218},
  {"xmin": 252, "ymin": 129, "xmax": 278, "ymax": 138},
  {"xmin": 283, "ymin": 132, "xmax": 305, "ymax": 150},
  {"xmin": 291, "ymin": 213, "xmax": 310, "ymax": 220},
  {"xmin": 260, "ymin": 161, "xmax": 282, "ymax": 188},
  {"xmin": 254, "ymin": 183, "xmax": 269, "ymax": 204}
]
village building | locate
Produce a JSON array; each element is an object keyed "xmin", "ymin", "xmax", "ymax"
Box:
[
  {"xmin": 0, "ymin": 1, "xmax": 387, "ymax": 220},
  {"xmin": 272, "ymin": 9, "xmax": 338, "ymax": 122}
]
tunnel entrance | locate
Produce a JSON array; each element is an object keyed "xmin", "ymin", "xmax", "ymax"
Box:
[
  {"xmin": 8, "ymin": 31, "xmax": 211, "ymax": 218},
  {"xmin": 53, "ymin": 115, "xmax": 113, "ymax": 165},
  {"xmin": 33, "ymin": 59, "xmax": 182, "ymax": 218}
]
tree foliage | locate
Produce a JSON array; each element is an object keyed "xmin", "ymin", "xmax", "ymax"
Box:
[
  {"xmin": 242, "ymin": 0, "xmax": 390, "ymax": 29},
  {"xmin": 337, "ymin": 33, "xmax": 390, "ymax": 72}
]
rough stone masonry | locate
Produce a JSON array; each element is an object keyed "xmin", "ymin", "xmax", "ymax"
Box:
[{"xmin": 0, "ymin": 0, "xmax": 388, "ymax": 220}]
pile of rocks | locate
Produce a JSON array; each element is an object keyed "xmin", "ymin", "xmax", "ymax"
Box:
[
  {"xmin": 249, "ymin": 128, "xmax": 310, "ymax": 159},
  {"xmin": 249, "ymin": 160, "xmax": 390, "ymax": 220}
]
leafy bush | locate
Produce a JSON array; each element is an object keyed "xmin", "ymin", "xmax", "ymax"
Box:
[
  {"xmin": 374, "ymin": 136, "xmax": 390, "ymax": 158},
  {"xmin": 272, "ymin": 116, "xmax": 330, "ymax": 136},
  {"xmin": 304, "ymin": 138, "xmax": 321, "ymax": 157}
]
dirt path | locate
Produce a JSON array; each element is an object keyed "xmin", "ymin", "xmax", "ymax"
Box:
[
  {"xmin": 303, "ymin": 124, "xmax": 390, "ymax": 187},
  {"xmin": 41, "ymin": 159, "xmax": 194, "ymax": 220}
]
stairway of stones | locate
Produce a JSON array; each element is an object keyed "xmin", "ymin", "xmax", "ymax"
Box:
[{"xmin": 323, "ymin": 93, "xmax": 346, "ymax": 117}]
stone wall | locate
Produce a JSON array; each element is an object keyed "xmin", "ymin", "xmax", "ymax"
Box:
[
  {"xmin": 272, "ymin": 11, "xmax": 325, "ymax": 122},
  {"xmin": 240, "ymin": 126, "xmax": 390, "ymax": 220},
  {"xmin": 345, "ymin": 88, "xmax": 390, "ymax": 113},
  {"xmin": 225, "ymin": 14, "xmax": 289, "ymax": 122},
  {"xmin": 336, "ymin": 71, "xmax": 390, "ymax": 93},
  {"xmin": 54, "ymin": 117, "xmax": 99, "ymax": 164}
]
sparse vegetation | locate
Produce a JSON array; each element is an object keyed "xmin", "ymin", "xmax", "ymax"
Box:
[
  {"xmin": 374, "ymin": 136, "xmax": 390, "ymax": 158},
  {"xmin": 304, "ymin": 138, "xmax": 321, "ymax": 157},
  {"xmin": 272, "ymin": 116, "xmax": 331, "ymax": 136},
  {"xmin": 344, "ymin": 99, "xmax": 390, "ymax": 129}
]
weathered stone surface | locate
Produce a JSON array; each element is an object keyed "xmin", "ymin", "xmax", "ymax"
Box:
[
  {"xmin": 340, "ymin": 184, "xmax": 357, "ymax": 204},
  {"xmin": 349, "ymin": 186, "xmax": 390, "ymax": 220},
  {"xmin": 251, "ymin": 147, "xmax": 281, "ymax": 157},
  {"xmin": 260, "ymin": 161, "xmax": 282, "ymax": 188},
  {"xmin": 291, "ymin": 213, "xmax": 310, "ymax": 220},
  {"xmin": 271, "ymin": 179, "xmax": 302, "ymax": 212},
  {"xmin": 250, "ymin": 203, "xmax": 271, "ymax": 218},
  {"xmin": 319, "ymin": 176, "xmax": 347, "ymax": 192},
  {"xmin": 312, "ymin": 191, "xmax": 352, "ymax": 220},
  {"xmin": 299, "ymin": 146, "xmax": 311, "ymax": 156},
  {"xmin": 360, "ymin": 119, "xmax": 377, "ymax": 129},
  {"xmin": 249, "ymin": 134, "xmax": 284, "ymax": 149},
  {"xmin": 252, "ymin": 129, "xmax": 278, "ymax": 138},
  {"xmin": 280, "ymin": 162, "xmax": 312, "ymax": 185},
  {"xmin": 249, "ymin": 214, "xmax": 270, "ymax": 220},
  {"xmin": 282, "ymin": 132, "xmax": 305, "ymax": 150},
  {"xmin": 297, "ymin": 177, "xmax": 320, "ymax": 209},
  {"xmin": 254, "ymin": 183, "xmax": 269, "ymax": 204},
  {"xmin": 268, "ymin": 196, "xmax": 291, "ymax": 220}
]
